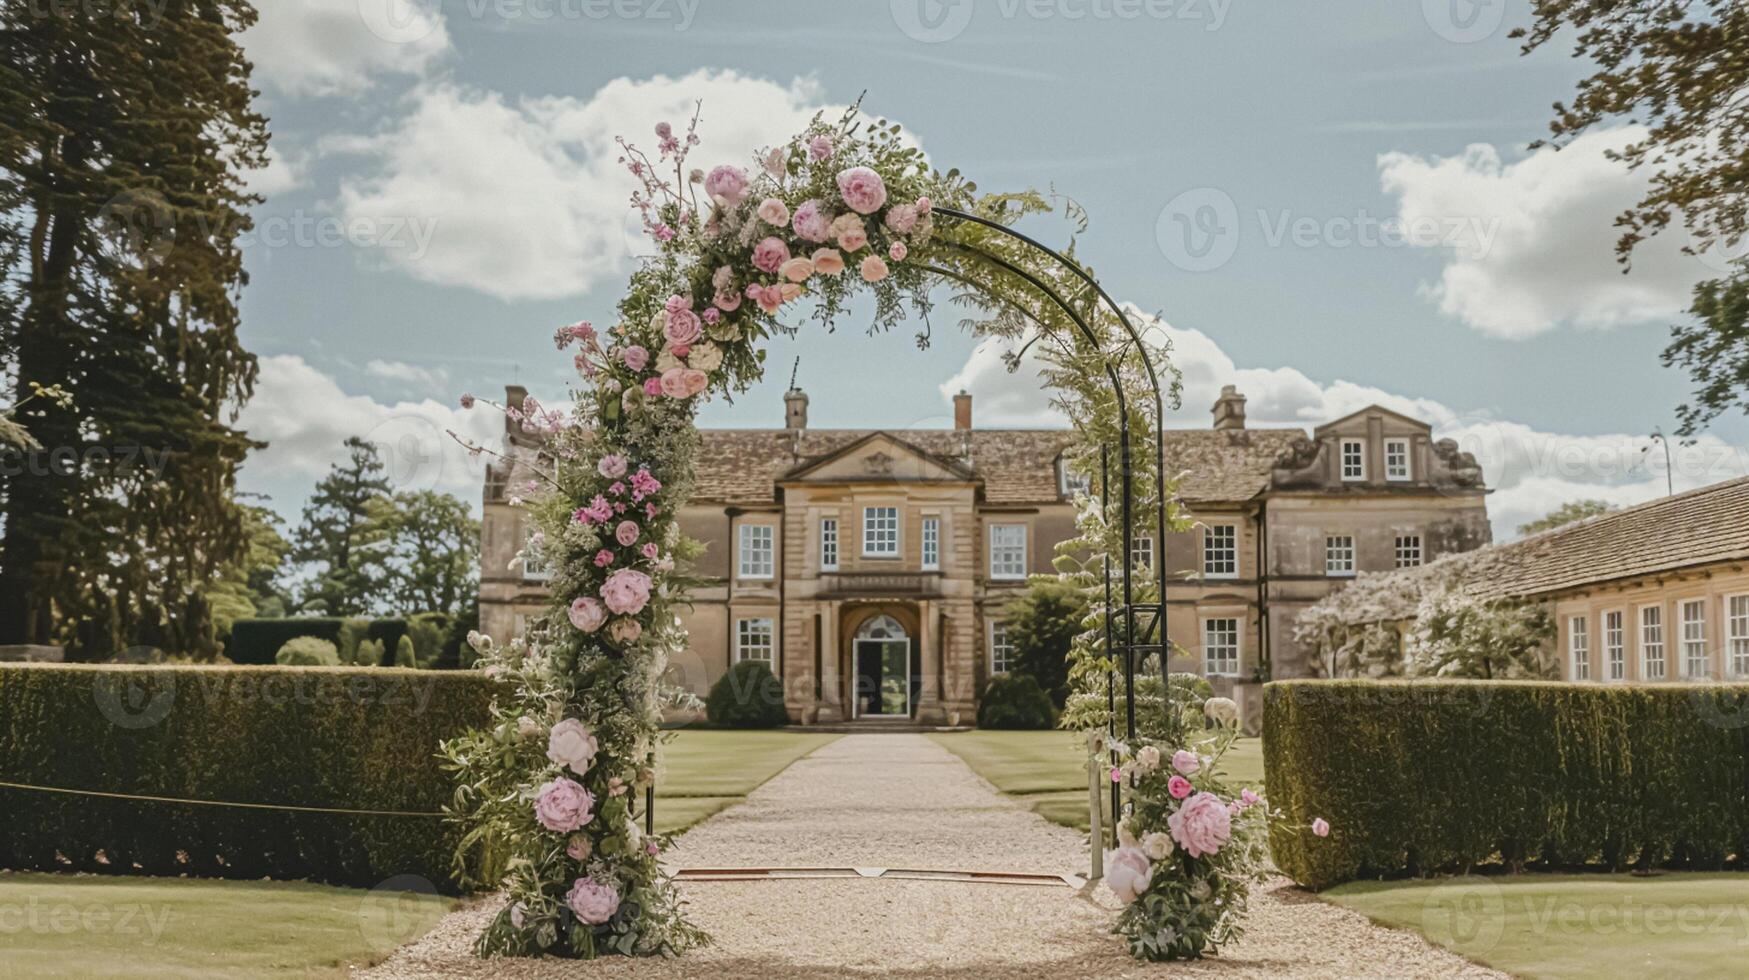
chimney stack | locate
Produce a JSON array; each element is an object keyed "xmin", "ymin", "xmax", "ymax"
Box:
[
  {"xmin": 953, "ymin": 390, "xmax": 973, "ymax": 431},
  {"xmin": 1211, "ymin": 384, "xmax": 1247, "ymax": 430},
  {"xmin": 784, "ymin": 387, "xmax": 809, "ymax": 430},
  {"xmin": 505, "ymin": 384, "xmax": 528, "ymax": 436}
]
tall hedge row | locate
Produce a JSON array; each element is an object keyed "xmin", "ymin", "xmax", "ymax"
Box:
[
  {"xmin": 1265, "ymin": 680, "xmax": 1749, "ymax": 890},
  {"xmin": 0, "ymin": 664, "xmax": 497, "ymax": 892},
  {"xmin": 229, "ymin": 615, "xmax": 456, "ymax": 667}
]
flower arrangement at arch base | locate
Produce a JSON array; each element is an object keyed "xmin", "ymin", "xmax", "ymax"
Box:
[{"xmin": 1098, "ymin": 721, "xmax": 1330, "ymax": 961}]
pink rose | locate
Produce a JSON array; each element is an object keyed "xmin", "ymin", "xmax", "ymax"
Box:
[
  {"xmin": 660, "ymin": 368, "xmax": 688, "ymax": 398},
  {"xmin": 665, "ymin": 308, "xmax": 702, "ymax": 348},
  {"xmin": 568, "ymin": 597, "xmax": 607, "ymax": 633},
  {"xmin": 756, "ymin": 197, "xmax": 790, "ymax": 226},
  {"xmin": 682, "ymin": 369, "xmax": 709, "ymax": 396},
  {"xmin": 601, "ymin": 568, "xmax": 653, "ymax": 615},
  {"xmin": 1312, "ymin": 817, "xmax": 1331, "ymax": 838},
  {"xmin": 836, "ymin": 165, "xmax": 888, "ymax": 214},
  {"xmin": 609, "ymin": 618, "xmax": 642, "ymax": 645},
  {"xmin": 642, "ymin": 376, "xmax": 663, "ymax": 397},
  {"xmin": 807, "ymin": 134, "xmax": 833, "ymax": 161},
  {"xmin": 565, "ymin": 878, "xmax": 620, "ymax": 926},
  {"xmin": 916, "ymin": 195, "xmax": 932, "ymax": 214},
  {"xmin": 831, "ymin": 214, "xmax": 868, "ymax": 252},
  {"xmin": 888, "ymin": 241, "xmax": 907, "ymax": 261},
  {"xmin": 615, "ymin": 520, "xmax": 640, "ymax": 546},
  {"xmin": 752, "ymin": 236, "xmax": 790, "ymax": 274},
  {"xmin": 593, "ymin": 549, "xmax": 615, "ymax": 567},
  {"xmin": 885, "ymin": 203, "xmax": 918, "ymax": 234},
  {"xmin": 1172, "ymin": 750, "xmax": 1200, "ymax": 776},
  {"xmin": 598, "ymin": 454, "xmax": 628, "ymax": 479},
  {"xmin": 811, "ymin": 248, "xmax": 845, "ymax": 276},
  {"xmin": 1240, "ymin": 788, "xmax": 1261, "ymax": 808},
  {"xmin": 546, "ymin": 718, "xmax": 598, "ymax": 775},
  {"xmin": 1168, "ymin": 792, "xmax": 1233, "ymax": 858},
  {"xmin": 791, "ymin": 199, "xmax": 831, "ymax": 242},
  {"xmin": 779, "ymin": 256, "xmax": 814, "ymax": 282},
  {"xmin": 619, "ymin": 345, "xmax": 648, "ymax": 371},
  {"xmin": 533, "ymin": 777, "xmax": 595, "ymax": 833},
  {"xmin": 1167, "ymin": 775, "xmax": 1193, "ymax": 799},
  {"xmin": 713, "ymin": 288, "xmax": 742, "ymax": 312},
  {"xmin": 641, "ymin": 542, "xmax": 659, "ymax": 560},
  {"xmin": 859, "ymin": 255, "xmax": 889, "ymax": 282},
  {"xmin": 1105, "ymin": 846, "xmax": 1152, "ymax": 904},
  {"xmin": 704, "ymin": 165, "xmax": 748, "ymax": 205}
]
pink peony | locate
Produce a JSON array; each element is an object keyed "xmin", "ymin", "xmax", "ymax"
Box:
[
  {"xmin": 807, "ymin": 134, "xmax": 834, "ymax": 161},
  {"xmin": 1312, "ymin": 817, "xmax": 1331, "ymax": 838},
  {"xmin": 660, "ymin": 368, "xmax": 688, "ymax": 399},
  {"xmin": 859, "ymin": 255, "xmax": 889, "ymax": 282},
  {"xmin": 791, "ymin": 199, "xmax": 831, "ymax": 242},
  {"xmin": 682, "ymin": 369, "xmax": 709, "ymax": 396},
  {"xmin": 831, "ymin": 214, "xmax": 868, "ymax": 252},
  {"xmin": 609, "ymin": 618, "xmax": 642, "ymax": 645},
  {"xmin": 703, "ymin": 165, "xmax": 749, "ymax": 205},
  {"xmin": 642, "ymin": 376, "xmax": 663, "ymax": 397},
  {"xmin": 836, "ymin": 166, "xmax": 888, "ymax": 214},
  {"xmin": 888, "ymin": 240, "xmax": 907, "ymax": 261},
  {"xmin": 568, "ymin": 596, "xmax": 607, "ymax": 633},
  {"xmin": 601, "ymin": 568, "xmax": 653, "ymax": 615},
  {"xmin": 665, "ymin": 309, "xmax": 702, "ymax": 348},
  {"xmin": 885, "ymin": 203, "xmax": 918, "ymax": 234},
  {"xmin": 598, "ymin": 454, "xmax": 628, "ymax": 480},
  {"xmin": 916, "ymin": 195, "xmax": 933, "ymax": 214},
  {"xmin": 565, "ymin": 878, "xmax": 621, "ymax": 925},
  {"xmin": 811, "ymin": 248, "xmax": 845, "ymax": 276},
  {"xmin": 1168, "ymin": 792, "xmax": 1233, "ymax": 858},
  {"xmin": 752, "ymin": 236, "xmax": 790, "ymax": 274},
  {"xmin": 1167, "ymin": 775, "xmax": 1193, "ymax": 799},
  {"xmin": 619, "ymin": 345, "xmax": 649, "ymax": 372},
  {"xmin": 1105, "ymin": 846, "xmax": 1152, "ymax": 904},
  {"xmin": 1172, "ymin": 749, "xmax": 1200, "ymax": 776},
  {"xmin": 779, "ymin": 256, "xmax": 814, "ymax": 282},
  {"xmin": 615, "ymin": 520, "xmax": 640, "ymax": 546},
  {"xmin": 533, "ymin": 777, "xmax": 595, "ymax": 833},
  {"xmin": 546, "ymin": 718, "xmax": 598, "ymax": 775},
  {"xmin": 756, "ymin": 197, "xmax": 790, "ymax": 226},
  {"xmin": 641, "ymin": 542, "xmax": 659, "ymax": 560}
]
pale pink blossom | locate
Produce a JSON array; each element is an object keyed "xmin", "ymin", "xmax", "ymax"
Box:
[
  {"xmin": 568, "ymin": 597, "xmax": 607, "ymax": 633},
  {"xmin": 779, "ymin": 257, "xmax": 814, "ymax": 283},
  {"xmin": 565, "ymin": 878, "xmax": 620, "ymax": 925},
  {"xmin": 665, "ymin": 309, "xmax": 702, "ymax": 349},
  {"xmin": 836, "ymin": 166, "xmax": 888, "ymax": 214},
  {"xmin": 703, "ymin": 165, "xmax": 748, "ymax": 205},
  {"xmin": 598, "ymin": 454, "xmax": 628, "ymax": 480},
  {"xmin": 660, "ymin": 368, "xmax": 688, "ymax": 398},
  {"xmin": 711, "ymin": 265, "xmax": 735, "ymax": 290},
  {"xmin": 682, "ymin": 369, "xmax": 709, "ymax": 396},
  {"xmin": 1172, "ymin": 749, "xmax": 1200, "ymax": 776},
  {"xmin": 620, "ymin": 345, "xmax": 649, "ymax": 372},
  {"xmin": 858, "ymin": 255, "xmax": 889, "ymax": 282},
  {"xmin": 615, "ymin": 520, "xmax": 640, "ymax": 546},
  {"xmin": 831, "ymin": 214, "xmax": 868, "ymax": 252},
  {"xmin": 1135, "ymin": 745, "xmax": 1161, "ymax": 773},
  {"xmin": 1312, "ymin": 817, "xmax": 1331, "ymax": 838},
  {"xmin": 791, "ymin": 200, "xmax": 831, "ymax": 242},
  {"xmin": 752, "ymin": 236, "xmax": 790, "ymax": 274},
  {"xmin": 1168, "ymin": 792, "xmax": 1233, "ymax": 858},
  {"xmin": 533, "ymin": 777, "xmax": 594, "ymax": 833},
  {"xmin": 811, "ymin": 248, "xmax": 846, "ymax": 276},
  {"xmin": 756, "ymin": 197, "xmax": 790, "ymax": 226},
  {"xmin": 601, "ymin": 568, "xmax": 653, "ymax": 615},
  {"xmin": 885, "ymin": 203, "xmax": 918, "ymax": 234},
  {"xmin": 546, "ymin": 719, "xmax": 598, "ymax": 775},
  {"xmin": 807, "ymin": 134, "xmax": 833, "ymax": 161},
  {"xmin": 1240, "ymin": 788, "xmax": 1262, "ymax": 808},
  {"xmin": 888, "ymin": 241, "xmax": 907, "ymax": 261},
  {"xmin": 1105, "ymin": 846, "xmax": 1152, "ymax": 904}
]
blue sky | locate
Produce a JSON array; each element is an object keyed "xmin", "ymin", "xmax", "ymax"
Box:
[{"xmin": 231, "ymin": 0, "xmax": 1749, "ymax": 537}]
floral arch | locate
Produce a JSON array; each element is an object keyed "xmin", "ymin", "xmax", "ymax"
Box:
[{"xmin": 445, "ymin": 103, "xmax": 1321, "ymax": 963}]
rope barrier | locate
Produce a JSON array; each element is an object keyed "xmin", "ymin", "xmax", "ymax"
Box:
[{"xmin": 0, "ymin": 780, "xmax": 446, "ymax": 818}]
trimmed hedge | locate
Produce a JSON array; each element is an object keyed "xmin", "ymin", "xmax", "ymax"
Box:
[
  {"xmin": 1265, "ymin": 680, "xmax": 1749, "ymax": 890},
  {"xmin": 231, "ymin": 615, "xmax": 456, "ymax": 668},
  {"xmin": 705, "ymin": 661, "xmax": 790, "ymax": 728},
  {"xmin": 977, "ymin": 674, "xmax": 1056, "ymax": 730},
  {"xmin": 0, "ymin": 663, "xmax": 496, "ymax": 892}
]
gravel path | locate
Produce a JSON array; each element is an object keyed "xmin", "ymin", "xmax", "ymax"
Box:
[{"xmin": 361, "ymin": 734, "xmax": 1502, "ymax": 979}]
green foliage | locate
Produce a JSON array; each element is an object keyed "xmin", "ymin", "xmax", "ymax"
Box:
[
  {"xmin": 976, "ymin": 674, "xmax": 1056, "ymax": 730},
  {"xmin": 395, "ymin": 635, "xmax": 416, "ymax": 669},
  {"xmin": 1405, "ymin": 587, "xmax": 1558, "ymax": 679},
  {"xmin": 230, "ymin": 618, "xmax": 347, "ymax": 665},
  {"xmin": 276, "ymin": 637, "xmax": 339, "ymax": 667},
  {"xmin": 1264, "ymin": 680, "xmax": 1749, "ymax": 890},
  {"xmin": 0, "ymin": 664, "xmax": 495, "ymax": 890},
  {"xmin": 1518, "ymin": 498, "xmax": 1615, "ymax": 536},
  {"xmin": 1003, "ymin": 577, "xmax": 1086, "ymax": 706},
  {"xmin": 354, "ymin": 639, "xmax": 385, "ymax": 668},
  {"xmin": 361, "ymin": 491, "xmax": 480, "ymax": 617},
  {"xmin": 291, "ymin": 437, "xmax": 391, "ymax": 616},
  {"xmin": 704, "ymin": 661, "xmax": 790, "ymax": 729}
]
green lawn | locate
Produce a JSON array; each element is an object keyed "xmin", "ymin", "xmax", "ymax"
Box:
[
  {"xmin": 1326, "ymin": 873, "xmax": 1749, "ymax": 979},
  {"xmin": 653, "ymin": 729, "xmax": 840, "ymax": 832},
  {"xmin": 0, "ymin": 872, "xmax": 452, "ymax": 978},
  {"xmin": 927, "ymin": 729, "xmax": 1264, "ymax": 833}
]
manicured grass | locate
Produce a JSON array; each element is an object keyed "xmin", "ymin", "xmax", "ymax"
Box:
[
  {"xmin": 927, "ymin": 729, "xmax": 1264, "ymax": 833},
  {"xmin": 0, "ymin": 872, "xmax": 452, "ymax": 978},
  {"xmin": 1325, "ymin": 872, "xmax": 1749, "ymax": 979},
  {"xmin": 653, "ymin": 729, "xmax": 839, "ymax": 832}
]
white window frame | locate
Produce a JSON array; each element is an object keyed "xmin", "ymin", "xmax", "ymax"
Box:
[
  {"xmin": 1727, "ymin": 594, "xmax": 1749, "ymax": 679},
  {"xmin": 737, "ymin": 523, "xmax": 774, "ymax": 580},
  {"xmin": 1680, "ymin": 598, "xmax": 1709, "ymax": 679},
  {"xmin": 1325, "ymin": 534, "xmax": 1356, "ymax": 577},
  {"xmin": 862, "ymin": 506, "xmax": 899, "ymax": 558},
  {"xmin": 1131, "ymin": 535, "xmax": 1155, "ymax": 574},
  {"xmin": 921, "ymin": 517, "xmax": 941, "ymax": 571},
  {"xmin": 819, "ymin": 517, "xmax": 839, "ymax": 573},
  {"xmin": 1059, "ymin": 458, "xmax": 1091, "ymax": 498},
  {"xmin": 1604, "ymin": 609, "xmax": 1626, "ymax": 681},
  {"xmin": 1394, "ymin": 534, "xmax": 1423, "ymax": 569},
  {"xmin": 989, "ymin": 619, "xmax": 1016, "ymax": 675},
  {"xmin": 1340, "ymin": 438, "xmax": 1366, "ymax": 481},
  {"xmin": 1202, "ymin": 617, "xmax": 1240, "ymax": 677},
  {"xmin": 1202, "ymin": 524, "xmax": 1237, "ymax": 579},
  {"xmin": 734, "ymin": 617, "xmax": 775, "ymax": 664},
  {"xmin": 1384, "ymin": 438, "xmax": 1411, "ymax": 481},
  {"xmin": 1640, "ymin": 604, "xmax": 1666, "ymax": 681},
  {"xmin": 989, "ymin": 523, "xmax": 1027, "ymax": 581},
  {"xmin": 1568, "ymin": 614, "xmax": 1590, "ymax": 681},
  {"xmin": 521, "ymin": 526, "xmax": 553, "ymax": 582}
]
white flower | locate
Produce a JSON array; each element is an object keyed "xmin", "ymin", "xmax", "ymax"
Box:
[
  {"xmin": 517, "ymin": 716, "xmax": 542, "ymax": 739},
  {"xmin": 1135, "ymin": 745, "xmax": 1161, "ymax": 773},
  {"xmin": 688, "ymin": 342, "xmax": 723, "ymax": 373},
  {"xmin": 1142, "ymin": 832, "xmax": 1174, "ymax": 861},
  {"xmin": 655, "ymin": 350, "xmax": 683, "ymax": 374},
  {"xmin": 1105, "ymin": 847, "xmax": 1152, "ymax": 905},
  {"xmin": 545, "ymin": 718, "xmax": 599, "ymax": 776}
]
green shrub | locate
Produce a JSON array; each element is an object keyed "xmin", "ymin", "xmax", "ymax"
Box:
[
  {"xmin": 365, "ymin": 618, "xmax": 407, "ymax": 666},
  {"xmin": 275, "ymin": 637, "xmax": 340, "ymax": 666},
  {"xmin": 704, "ymin": 661, "xmax": 790, "ymax": 728},
  {"xmin": 229, "ymin": 618, "xmax": 348, "ymax": 665},
  {"xmin": 0, "ymin": 663, "xmax": 497, "ymax": 891},
  {"xmin": 1264, "ymin": 680, "xmax": 1749, "ymax": 890},
  {"xmin": 353, "ymin": 639, "xmax": 385, "ymax": 668},
  {"xmin": 978, "ymin": 674, "xmax": 1056, "ymax": 730},
  {"xmin": 407, "ymin": 613, "xmax": 451, "ymax": 668},
  {"xmin": 1170, "ymin": 672, "xmax": 1213, "ymax": 702},
  {"xmin": 394, "ymin": 635, "xmax": 416, "ymax": 668}
]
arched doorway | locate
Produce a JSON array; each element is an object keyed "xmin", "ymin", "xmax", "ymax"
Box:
[{"xmin": 850, "ymin": 613, "xmax": 912, "ymax": 719}]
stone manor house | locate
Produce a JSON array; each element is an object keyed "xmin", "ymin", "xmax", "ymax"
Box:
[{"xmin": 480, "ymin": 384, "xmax": 1492, "ymax": 725}]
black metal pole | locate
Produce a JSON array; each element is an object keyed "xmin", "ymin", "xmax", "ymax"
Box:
[{"xmin": 1102, "ymin": 446, "xmax": 1119, "ymax": 848}]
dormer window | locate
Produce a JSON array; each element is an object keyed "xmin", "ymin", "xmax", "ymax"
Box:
[
  {"xmin": 1384, "ymin": 438, "xmax": 1411, "ymax": 481},
  {"xmin": 1058, "ymin": 456, "xmax": 1091, "ymax": 498},
  {"xmin": 1340, "ymin": 439, "xmax": 1366, "ymax": 481}
]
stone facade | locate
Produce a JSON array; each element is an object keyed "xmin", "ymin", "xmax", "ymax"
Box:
[{"xmin": 480, "ymin": 384, "xmax": 1492, "ymax": 724}]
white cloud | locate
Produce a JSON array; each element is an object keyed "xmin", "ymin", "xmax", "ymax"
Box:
[
  {"xmin": 331, "ymin": 71, "xmax": 852, "ymax": 301},
  {"xmin": 1377, "ymin": 127, "xmax": 1712, "ymax": 338},
  {"xmin": 365, "ymin": 358, "xmax": 448, "ymax": 389},
  {"xmin": 243, "ymin": 0, "xmax": 450, "ymax": 97},
  {"xmin": 942, "ymin": 307, "xmax": 1749, "ymax": 539},
  {"xmin": 238, "ymin": 355, "xmax": 498, "ymax": 506},
  {"xmin": 243, "ymin": 144, "xmax": 305, "ymax": 198}
]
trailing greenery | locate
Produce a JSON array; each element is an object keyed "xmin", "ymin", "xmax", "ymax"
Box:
[
  {"xmin": 0, "ymin": 664, "xmax": 497, "ymax": 891},
  {"xmin": 1264, "ymin": 680, "xmax": 1749, "ymax": 891},
  {"xmin": 1002, "ymin": 577, "xmax": 1086, "ymax": 707},
  {"xmin": 976, "ymin": 674, "xmax": 1056, "ymax": 730},
  {"xmin": 704, "ymin": 660, "xmax": 790, "ymax": 729},
  {"xmin": 276, "ymin": 636, "xmax": 340, "ymax": 667}
]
